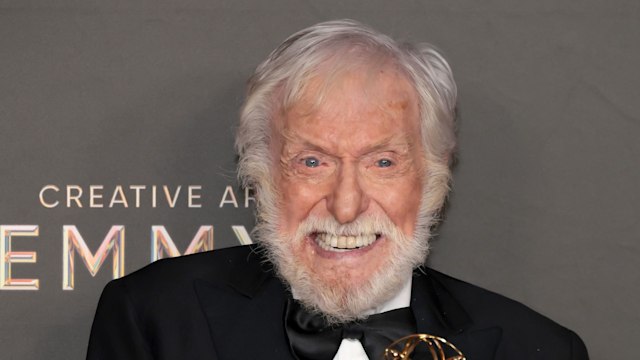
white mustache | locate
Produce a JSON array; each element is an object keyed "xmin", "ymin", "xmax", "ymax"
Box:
[{"xmin": 294, "ymin": 214, "xmax": 405, "ymax": 241}]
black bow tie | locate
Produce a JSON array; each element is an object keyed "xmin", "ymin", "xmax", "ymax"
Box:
[{"xmin": 284, "ymin": 298, "xmax": 417, "ymax": 360}]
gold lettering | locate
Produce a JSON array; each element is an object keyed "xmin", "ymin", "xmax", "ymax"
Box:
[
  {"xmin": 62, "ymin": 225, "xmax": 125, "ymax": 290},
  {"xmin": 231, "ymin": 225, "xmax": 253, "ymax": 245},
  {"xmin": 163, "ymin": 186, "xmax": 181, "ymax": 208},
  {"xmin": 152, "ymin": 185, "xmax": 157, "ymax": 208},
  {"xmin": 188, "ymin": 185, "xmax": 202, "ymax": 208},
  {"xmin": 66, "ymin": 185, "xmax": 83, "ymax": 208},
  {"xmin": 39, "ymin": 185, "xmax": 59, "ymax": 208},
  {"xmin": 89, "ymin": 185, "xmax": 104, "ymax": 208},
  {"xmin": 150, "ymin": 226, "xmax": 213, "ymax": 262},
  {"xmin": 130, "ymin": 185, "xmax": 146, "ymax": 208},
  {"xmin": 219, "ymin": 186, "xmax": 238, "ymax": 208},
  {"xmin": 108, "ymin": 185, "xmax": 128, "ymax": 208},
  {"xmin": 0, "ymin": 225, "xmax": 39, "ymax": 290},
  {"xmin": 244, "ymin": 187, "xmax": 255, "ymax": 208}
]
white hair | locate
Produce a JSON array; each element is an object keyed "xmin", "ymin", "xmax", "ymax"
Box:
[{"xmin": 234, "ymin": 19, "xmax": 457, "ymax": 321}]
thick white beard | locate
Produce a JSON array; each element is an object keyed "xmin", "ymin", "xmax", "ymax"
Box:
[{"xmin": 255, "ymin": 211, "xmax": 430, "ymax": 325}]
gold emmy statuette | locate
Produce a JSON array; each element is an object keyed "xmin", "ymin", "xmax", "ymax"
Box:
[{"xmin": 384, "ymin": 334, "xmax": 466, "ymax": 360}]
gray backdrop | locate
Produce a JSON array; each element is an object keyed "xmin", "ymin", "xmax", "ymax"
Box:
[{"xmin": 1, "ymin": 1, "xmax": 638, "ymax": 359}]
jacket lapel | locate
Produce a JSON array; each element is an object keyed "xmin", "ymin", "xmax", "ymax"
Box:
[
  {"xmin": 411, "ymin": 269, "xmax": 502, "ymax": 359},
  {"xmin": 193, "ymin": 249, "xmax": 296, "ymax": 359}
]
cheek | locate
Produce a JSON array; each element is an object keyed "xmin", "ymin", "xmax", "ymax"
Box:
[
  {"xmin": 278, "ymin": 180, "xmax": 329, "ymax": 230},
  {"xmin": 372, "ymin": 177, "xmax": 422, "ymax": 235}
]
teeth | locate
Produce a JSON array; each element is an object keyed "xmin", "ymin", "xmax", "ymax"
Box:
[{"xmin": 315, "ymin": 233, "xmax": 379, "ymax": 251}]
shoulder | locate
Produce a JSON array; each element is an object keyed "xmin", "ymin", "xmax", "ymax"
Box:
[
  {"xmin": 425, "ymin": 267, "xmax": 563, "ymax": 330},
  {"xmin": 88, "ymin": 246, "xmax": 267, "ymax": 359},
  {"xmin": 128, "ymin": 244, "xmax": 260, "ymax": 278},
  {"xmin": 423, "ymin": 267, "xmax": 589, "ymax": 358},
  {"xmin": 103, "ymin": 244, "xmax": 267, "ymax": 301}
]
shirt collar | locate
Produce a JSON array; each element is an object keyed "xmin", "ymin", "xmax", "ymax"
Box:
[{"xmin": 369, "ymin": 275, "xmax": 412, "ymax": 315}]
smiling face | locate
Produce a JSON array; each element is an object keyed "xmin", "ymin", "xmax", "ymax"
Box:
[{"xmin": 268, "ymin": 66, "xmax": 428, "ymax": 321}]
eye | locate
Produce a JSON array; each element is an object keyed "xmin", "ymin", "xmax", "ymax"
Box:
[
  {"xmin": 304, "ymin": 157, "xmax": 320, "ymax": 168},
  {"xmin": 376, "ymin": 159, "xmax": 393, "ymax": 168}
]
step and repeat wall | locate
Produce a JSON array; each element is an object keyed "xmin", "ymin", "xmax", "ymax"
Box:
[{"xmin": 1, "ymin": 1, "xmax": 638, "ymax": 359}]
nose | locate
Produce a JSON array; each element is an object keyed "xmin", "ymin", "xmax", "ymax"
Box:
[{"xmin": 326, "ymin": 163, "xmax": 369, "ymax": 224}]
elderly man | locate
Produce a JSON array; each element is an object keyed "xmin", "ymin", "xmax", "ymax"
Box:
[{"xmin": 87, "ymin": 20, "xmax": 588, "ymax": 359}]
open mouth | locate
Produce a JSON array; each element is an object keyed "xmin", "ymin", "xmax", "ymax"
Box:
[{"xmin": 312, "ymin": 232, "xmax": 382, "ymax": 252}]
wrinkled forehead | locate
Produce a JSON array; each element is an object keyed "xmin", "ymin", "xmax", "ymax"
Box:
[
  {"xmin": 296, "ymin": 75, "xmax": 418, "ymax": 131},
  {"xmin": 272, "ymin": 72, "xmax": 423, "ymax": 160}
]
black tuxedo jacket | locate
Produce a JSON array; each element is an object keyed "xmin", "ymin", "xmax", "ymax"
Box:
[{"xmin": 87, "ymin": 245, "xmax": 588, "ymax": 359}]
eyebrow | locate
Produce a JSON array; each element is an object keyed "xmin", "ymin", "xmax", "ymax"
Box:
[{"xmin": 361, "ymin": 137, "xmax": 412, "ymax": 154}]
